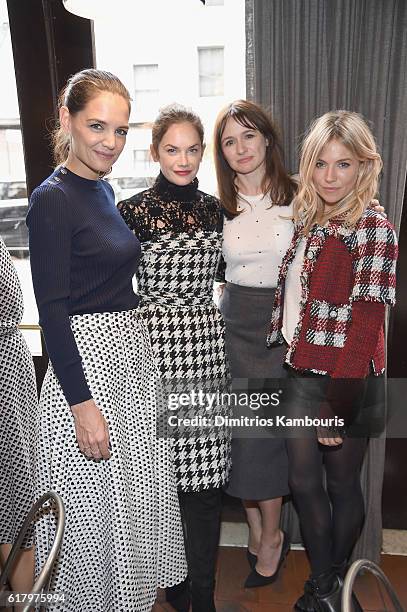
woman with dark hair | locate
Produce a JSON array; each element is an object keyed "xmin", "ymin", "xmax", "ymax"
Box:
[
  {"xmin": 27, "ymin": 69, "xmax": 186, "ymax": 612},
  {"xmin": 267, "ymin": 110, "xmax": 397, "ymax": 610},
  {"xmin": 118, "ymin": 103, "xmax": 230, "ymax": 612},
  {"xmin": 213, "ymin": 99, "xmax": 296, "ymax": 588}
]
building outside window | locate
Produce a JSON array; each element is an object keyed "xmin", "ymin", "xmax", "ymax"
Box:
[
  {"xmin": 133, "ymin": 64, "xmax": 159, "ymax": 122},
  {"xmin": 0, "ymin": 0, "xmax": 246, "ymax": 353},
  {"xmin": 93, "ymin": 0, "xmax": 246, "ymax": 193},
  {"xmin": 198, "ymin": 47, "xmax": 224, "ymax": 97}
]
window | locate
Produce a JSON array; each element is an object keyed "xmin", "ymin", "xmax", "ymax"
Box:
[
  {"xmin": 133, "ymin": 64, "xmax": 159, "ymax": 122},
  {"xmin": 133, "ymin": 149, "xmax": 151, "ymax": 174},
  {"xmin": 198, "ymin": 47, "xmax": 224, "ymax": 97},
  {"xmin": 93, "ymin": 0, "xmax": 246, "ymax": 193},
  {"xmin": 0, "ymin": 0, "xmax": 40, "ymax": 354}
]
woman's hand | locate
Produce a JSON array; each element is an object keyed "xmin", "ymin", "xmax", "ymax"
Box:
[
  {"xmin": 215, "ymin": 283, "xmax": 226, "ymax": 299},
  {"xmin": 316, "ymin": 426, "xmax": 343, "ymax": 446},
  {"xmin": 71, "ymin": 399, "xmax": 111, "ymax": 460},
  {"xmin": 369, "ymin": 198, "xmax": 387, "ymax": 218}
]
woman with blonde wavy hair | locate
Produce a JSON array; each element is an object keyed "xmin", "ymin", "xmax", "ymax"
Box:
[
  {"xmin": 267, "ymin": 110, "xmax": 398, "ymax": 611},
  {"xmin": 295, "ymin": 110, "xmax": 382, "ymax": 231}
]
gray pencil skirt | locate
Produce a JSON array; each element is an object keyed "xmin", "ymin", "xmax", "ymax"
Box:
[{"xmin": 219, "ymin": 282, "xmax": 289, "ymax": 500}]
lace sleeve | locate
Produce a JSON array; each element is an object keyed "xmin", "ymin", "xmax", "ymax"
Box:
[
  {"xmin": 117, "ymin": 195, "xmax": 152, "ymax": 242},
  {"xmin": 118, "ymin": 189, "xmax": 223, "ymax": 242}
]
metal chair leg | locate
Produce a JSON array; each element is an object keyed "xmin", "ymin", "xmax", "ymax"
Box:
[{"xmin": 0, "ymin": 491, "xmax": 65, "ymax": 612}]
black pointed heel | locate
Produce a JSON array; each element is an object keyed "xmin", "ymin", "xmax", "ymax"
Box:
[
  {"xmin": 246, "ymin": 548, "xmax": 258, "ymax": 569},
  {"xmin": 244, "ymin": 531, "xmax": 290, "ymax": 588}
]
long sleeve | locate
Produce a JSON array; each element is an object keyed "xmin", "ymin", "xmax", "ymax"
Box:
[
  {"xmin": 27, "ymin": 186, "xmax": 92, "ymax": 406},
  {"xmin": 325, "ymin": 302, "xmax": 384, "ymax": 415},
  {"xmin": 321, "ymin": 301, "xmax": 385, "ymax": 428},
  {"xmin": 332, "ymin": 213, "xmax": 397, "ymax": 379},
  {"xmin": 331, "ymin": 301, "xmax": 385, "ymax": 379},
  {"xmin": 324, "ymin": 215, "xmax": 396, "ymax": 422}
]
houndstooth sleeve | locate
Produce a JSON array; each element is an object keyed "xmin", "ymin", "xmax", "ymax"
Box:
[{"xmin": 349, "ymin": 210, "xmax": 398, "ymax": 306}]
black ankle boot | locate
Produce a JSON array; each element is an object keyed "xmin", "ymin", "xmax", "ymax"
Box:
[
  {"xmin": 166, "ymin": 578, "xmax": 191, "ymax": 612},
  {"xmin": 294, "ymin": 577, "xmax": 320, "ymax": 611},
  {"xmin": 312, "ymin": 575, "xmax": 342, "ymax": 612},
  {"xmin": 190, "ymin": 584, "xmax": 216, "ymax": 612},
  {"xmin": 294, "ymin": 570, "xmax": 341, "ymax": 612}
]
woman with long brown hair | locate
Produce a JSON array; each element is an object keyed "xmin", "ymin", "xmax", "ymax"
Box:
[{"xmin": 214, "ymin": 99, "xmax": 296, "ymax": 587}]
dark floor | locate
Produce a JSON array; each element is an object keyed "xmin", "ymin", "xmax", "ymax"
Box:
[{"xmin": 153, "ymin": 547, "xmax": 407, "ymax": 611}]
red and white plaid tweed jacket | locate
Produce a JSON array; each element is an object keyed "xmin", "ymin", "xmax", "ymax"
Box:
[{"xmin": 267, "ymin": 209, "xmax": 398, "ymax": 378}]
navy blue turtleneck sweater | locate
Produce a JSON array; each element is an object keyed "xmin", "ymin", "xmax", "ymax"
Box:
[{"xmin": 27, "ymin": 166, "xmax": 141, "ymax": 406}]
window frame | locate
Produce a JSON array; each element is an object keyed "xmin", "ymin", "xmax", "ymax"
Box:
[{"xmin": 6, "ymin": 0, "xmax": 95, "ymax": 380}]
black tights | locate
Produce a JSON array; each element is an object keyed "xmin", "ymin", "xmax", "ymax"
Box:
[{"xmin": 287, "ymin": 436, "xmax": 367, "ymax": 576}]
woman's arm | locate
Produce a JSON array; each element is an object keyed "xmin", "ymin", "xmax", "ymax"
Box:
[
  {"xmin": 318, "ymin": 214, "xmax": 398, "ymax": 444},
  {"xmin": 27, "ymin": 186, "xmax": 110, "ymax": 459},
  {"xmin": 27, "ymin": 186, "xmax": 91, "ymax": 405},
  {"xmin": 317, "ymin": 300, "xmax": 386, "ymax": 445}
]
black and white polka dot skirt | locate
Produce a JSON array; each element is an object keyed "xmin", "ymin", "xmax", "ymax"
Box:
[
  {"xmin": 35, "ymin": 309, "xmax": 187, "ymax": 612},
  {"xmin": 0, "ymin": 327, "xmax": 37, "ymax": 548}
]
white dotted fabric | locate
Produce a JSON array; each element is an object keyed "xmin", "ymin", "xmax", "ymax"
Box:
[
  {"xmin": 35, "ymin": 309, "xmax": 186, "ymax": 611},
  {"xmin": 0, "ymin": 237, "xmax": 38, "ymax": 547}
]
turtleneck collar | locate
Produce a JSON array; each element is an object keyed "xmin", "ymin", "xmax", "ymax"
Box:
[{"xmin": 153, "ymin": 171, "xmax": 199, "ymax": 203}]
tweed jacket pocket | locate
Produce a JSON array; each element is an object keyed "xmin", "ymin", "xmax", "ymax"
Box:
[{"xmin": 305, "ymin": 299, "xmax": 352, "ymax": 348}]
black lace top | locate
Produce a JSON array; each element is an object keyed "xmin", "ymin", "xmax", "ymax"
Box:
[{"xmin": 117, "ymin": 172, "xmax": 223, "ymax": 242}]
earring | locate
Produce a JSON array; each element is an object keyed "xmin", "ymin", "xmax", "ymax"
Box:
[{"xmin": 99, "ymin": 167, "xmax": 112, "ymax": 178}]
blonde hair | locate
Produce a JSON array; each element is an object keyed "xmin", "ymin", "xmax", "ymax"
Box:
[{"xmin": 294, "ymin": 110, "xmax": 382, "ymax": 234}]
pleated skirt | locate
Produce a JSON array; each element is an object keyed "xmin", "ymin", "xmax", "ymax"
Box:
[
  {"xmin": 35, "ymin": 309, "xmax": 187, "ymax": 612},
  {"xmin": 219, "ymin": 283, "xmax": 289, "ymax": 500}
]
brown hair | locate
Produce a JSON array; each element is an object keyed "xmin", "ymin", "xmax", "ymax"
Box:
[
  {"xmin": 213, "ymin": 100, "xmax": 297, "ymax": 216},
  {"xmin": 294, "ymin": 110, "xmax": 382, "ymax": 234},
  {"xmin": 52, "ymin": 68, "xmax": 131, "ymax": 166},
  {"xmin": 151, "ymin": 103, "xmax": 204, "ymax": 153}
]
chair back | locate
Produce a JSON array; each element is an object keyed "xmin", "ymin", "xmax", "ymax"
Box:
[{"xmin": 342, "ymin": 558, "xmax": 404, "ymax": 612}]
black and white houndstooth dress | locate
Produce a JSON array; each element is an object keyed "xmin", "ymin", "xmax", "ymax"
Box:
[
  {"xmin": 0, "ymin": 237, "xmax": 38, "ymax": 546},
  {"xmin": 118, "ymin": 173, "xmax": 231, "ymax": 493}
]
